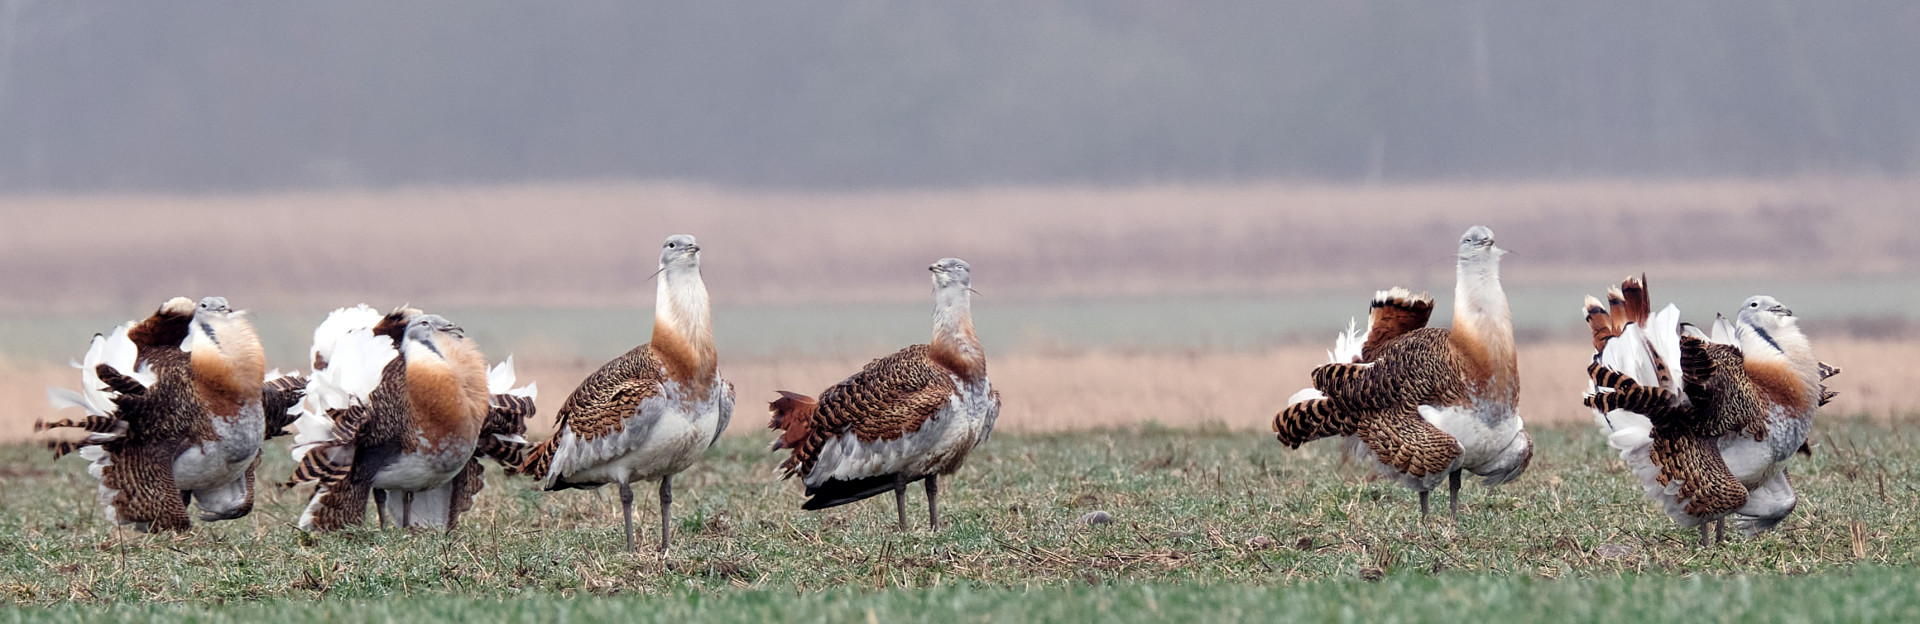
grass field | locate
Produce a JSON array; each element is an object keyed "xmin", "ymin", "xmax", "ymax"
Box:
[{"xmin": 3, "ymin": 419, "xmax": 1916, "ymax": 619}]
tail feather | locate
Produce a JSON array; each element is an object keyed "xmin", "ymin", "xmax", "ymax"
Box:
[
  {"xmin": 802, "ymin": 473, "xmax": 911, "ymax": 510},
  {"xmin": 1616, "ymin": 274, "xmax": 1651, "ymax": 327},
  {"xmin": 768, "ymin": 391, "xmax": 820, "ymax": 475},
  {"xmin": 1361, "ymin": 288, "xmax": 1432, "ymax": 361},
  {"xmin": 515, "ymin": 436, "xmax": 556, "ymax": 480},
  {"xmin": 262, "ymin": 371, "xmax": 307, "ymax": 438},
  {"xmin": 1583, "ymin": 296, "xmax": 1618, "ymax": 353},
  {"xmin": 1817, "ymin": 362, "xmax": 1841, "ymax": 408}
]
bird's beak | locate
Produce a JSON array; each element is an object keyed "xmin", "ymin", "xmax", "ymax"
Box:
[
  {"xmin": 929, "ymin": 265, "xmax": 941, "ymax": 273},
  {"xmin": 1770, "ymin": 305, "xmax": 1793, "ymax": 316},
  {"xmin": 687, "ymin": 245, "xmax": 700, "ymax": 253}
]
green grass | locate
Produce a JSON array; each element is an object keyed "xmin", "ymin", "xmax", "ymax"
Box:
[
  {"xmin": 11, "ymin": 570, "xmax": 1920, "ymax": 623},
  {"xmin": 1, "ymin": 419, "xmax": 1916, "ymax": 620}
]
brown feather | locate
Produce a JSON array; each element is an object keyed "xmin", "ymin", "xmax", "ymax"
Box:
[
  {"xmin": 1273, "ymin": 328, "xmax": 1471, "ymax": 478},
  {"xmin": 517, "ymin": 344, "xmax": 667, "ymax": 481},
  {"xmin": 1363, "ymin": 290, "xmax": 1433, "ymax": 362},
  {"xmin": 769, "ymin": 344, "xmax": 958, "ymax": 480}
]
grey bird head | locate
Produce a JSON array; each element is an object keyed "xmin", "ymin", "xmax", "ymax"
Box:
[
  {"xmin": 1737, "ymin": 295, "xmax": 1795, "ymax": 334},
  {"xmin": 406, "ymin": 314, "xmax": 464, "ymax": 345},
  {"xmin": 929, "ymin": 257, "xmax": 972, "ymax": 289},
  {"xmin": 196, "ymin": 297, "xmax": 232, "ymax": 315},
  {"xmin": 659, "ymin": 234, "xmax": 701, "ymax": 271},
  {"xmin": 1458, "ymin": 225, "xmax": 1505, "ymax": 260}
]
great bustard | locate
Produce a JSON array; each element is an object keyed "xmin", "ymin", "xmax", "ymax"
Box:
[
  {"xmin": 517, "ymin": 235, "xmax": 735, "ymax": 553},
  {"xmin": 1583, "ymin": 275, "xmax": 1838, "ymax": 545},
  {"xmin": 288, "ymin": 310, "xmax": 493, "ymax": 531},
  {"xmin": 37, "ymin": 296, "xmax": 270, "ymax": 531},
  {"xmin": 1273, "ymin": 226, "xmax": 1533, "ymax": 518},
  {"xmin": 768, "ymin": 258, "xmax": 1001, "ymax": 531}
]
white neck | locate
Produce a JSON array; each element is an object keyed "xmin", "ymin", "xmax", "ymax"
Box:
[
  {"xmin": 930, "ymin": 282, "xmax": 985, "ymax": 381},
  {"xmin": 655, "ymin": 265, "xmax": 712, "ymax": 343},
  {"xmin": 1452, "ymin": 252, "xmax": 1511, "ymax": 336},
  {"xmin": 653, "ymin": 263, "xmax": 716, "ymax": 386},
  {"xmin": 1452, "ymin": 250, "xmax": 1518, "ymax": 401},
  {"xmin": 932, "ymin": 283, "xmax": 971, "ymax": 343}
]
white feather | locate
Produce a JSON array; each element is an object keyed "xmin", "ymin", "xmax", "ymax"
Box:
[
  {"xmin": 290, "ymin": 326, "xmax": 398, "ymax": 462},
  {"xmin": 1709, "ymin": 315, "xmax": 1740, "ymax": 346},
  {"xmin": 487, "ymin": 355, "xmax": 538, "ymax": 399},
  {"xmin": 1329, "ymin": 318, "xmax": 1367, "ymax": 364},
  {"xmin": 309, "ymin": 304, "xmax": 385, "ymax": 369},
  {"xmin": 1286, "ymin": 387, "xmax": 1325, "ymax": 405},
  {"xmin": 1643, "ymin": 304, "xmax": 1686, "ymax": 399}
]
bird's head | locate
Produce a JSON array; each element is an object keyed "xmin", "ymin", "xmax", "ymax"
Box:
[
  {"xmin": 1458, "ymin": 225, "xmax": 1505, "ymax": 261},
  {"xmin": 406, "ymin": 314, "xmax": 464, "ymax": 346},
  {"xmin": 659, "ymin": 234, "xmax": 701, "ymax": 272},
  {"xmin": 195, "ymin": 296, "xmax": 233, "ymax": 317},
  {"xmin": 1736, "ymin": 295, "xmax": 1796, "ymax": 335},
  {"xmin": 929, "ymin": 257, "xmax": 972, "ymax": 290}
]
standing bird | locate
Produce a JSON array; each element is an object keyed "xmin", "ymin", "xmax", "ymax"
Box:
[
  {"xmin": 1273, "ymin": 226, "xmax": 1532, "ymax": 518},
  {"xmin": 768, "ymin": 258, "xmax": 1000, "ymax": 531},
  {"xmin": 1583, "ymin": 276, "xmax": 1837, "ymax": 545},
  {"xmin": 37, "ymin": 296, "xmax": 269, "ymax": 530},
  {"xmin": 518, "ymin": 235, "xmax": 734, "ymax": 553},
  {"xmin": 289, "ymin": 311, "xmax": 492, "ymax": 531}
]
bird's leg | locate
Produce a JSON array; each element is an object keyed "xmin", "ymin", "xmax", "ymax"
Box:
[
  {"xmin": 1419, "ymin": 490, "xmax": 1430, "ymax": 519},
  {"xmin": 1449, "ymin": 470, "xmax": 1462, "ymax": 517},
  {"xmin": 618, "ymin": 482, "xmax": 636, "ymax": 552},
  {"xmin": 657, "ymin": 475, "xmax": 673, "ymax": 554},
  {"xmin": 402, "ymin": 491, "xmax": 413, "ymax": 529},
  {"xmin": 374, "ymin": 490, "xmax": 389, "ymax": 529},
  {"xmin": 894, "ymin": 473, "xmax": 909, "ymax": 531},
  {"xmin": 925, "ymin": 474, "xmax": 940, "ymax": 530},
  {"xmin": 1714, "ymin": 518, "xmax": 1726, "ymax": 546},
  {"xmin": 1698, "ymin": 525, "xmax": 1710, "ymax": 548}
]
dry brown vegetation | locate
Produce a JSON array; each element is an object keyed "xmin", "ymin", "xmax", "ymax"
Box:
[
  {"xmin": 9, "ymin": 337, "xmax": 1915, "ymax": 444},
  {"xmin": 0, "ymin": 178, "xmax": 1914, "ymax": 311},
  {"xmin": 4, "ymin": 180, "xmax": 1915, "ymax": 443}
]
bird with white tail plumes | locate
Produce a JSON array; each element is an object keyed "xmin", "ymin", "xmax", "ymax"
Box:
[
  {"xmin": 286, "ymin": 307, "xmax": 496, "ymax": 532},
  {"xmin": 1582, "ymin": 275, "xmax": 1839, "ymax": 546},
  {"xmin": 1272, "ymin": 226, "xmax": 1533, "ymax": 519},
  {"xmin": 37, "ymin": 296, "xmax": 271, "ymax": 531}
]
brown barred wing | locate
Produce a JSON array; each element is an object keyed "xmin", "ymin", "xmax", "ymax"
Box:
[
  {"xmin": 1315, "ymin": 329, "xmax": 1468, "ymax": 476},
  {"xmin": 1678, "ymin": 337, "xmax": 1768, "ymax": 440},
  {"xmin": 517, "ymin": 345, "xmax": 664, "ymax": 480},
  {"xmin": 778, "ymin": 345, "xmax": 955, "ymax": 479},
  {"xmin": 1356, "ymin": 410, "xmax": 1460, "ymax": 478},
  {"xmin": 1648, "ymin": 434, "xmax": 1747, "ymax": 518}
]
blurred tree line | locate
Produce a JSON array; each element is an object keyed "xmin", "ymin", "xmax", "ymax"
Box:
[{"xmin": 0, "ymin": 1, "xmax": 1914, "ymax": 192}]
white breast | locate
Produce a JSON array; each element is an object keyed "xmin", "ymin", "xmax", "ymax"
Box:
[{"xmin": 371, "ymin": 441, "xmax": 475, "ymax": 491}]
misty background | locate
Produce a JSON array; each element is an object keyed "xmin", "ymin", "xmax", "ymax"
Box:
[
  {"xmin": 0, "ymin": 2, "xmax": 1916, "ymax": 192},
  {"xmin": 0, "ymin": 1, "xmax": 1917, "ymax": 369},
  {"xmin": 2, "ymin": 2, "xmax": 1919, "ymax": 434}
]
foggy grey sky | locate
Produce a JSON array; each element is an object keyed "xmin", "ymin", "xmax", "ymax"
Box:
[{"xmin": 0, "ymin": 1, "xmax": 1914, "ymax": 192}]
